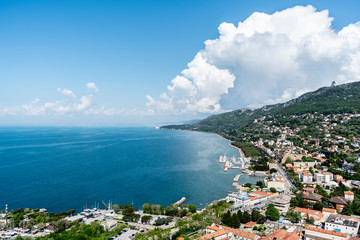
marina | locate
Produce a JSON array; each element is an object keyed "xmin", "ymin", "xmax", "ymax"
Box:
[{"xmin": 218, "ymin": 154, "xmax": 250, "ymax": 172}]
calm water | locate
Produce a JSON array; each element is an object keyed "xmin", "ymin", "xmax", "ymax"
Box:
[{"xmin": 0, "ymin": 127, "xmax": 263, "ymax": 212}]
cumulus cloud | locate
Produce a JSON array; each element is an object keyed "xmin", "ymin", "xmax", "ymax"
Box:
[
  {"xmin": 87, "ymin": 82, "xmax": 99, "ymax": 92},
  {"xmin": 14, "ymin": 83, "xmax": 145, "ymax": 118},
  {"xmin": 57, "ymin": 88, "xmax": 76, "ymax": 98},
  {"xmin": 147, "ymin": 5, "xmax": 360, "ymax": 113},
  {"xmin": 20, "ymin": 83, "xmax": 101, "ymax": 116}
]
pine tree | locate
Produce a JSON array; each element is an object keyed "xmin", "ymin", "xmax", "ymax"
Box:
[
  {"xmin": 221, "ymin": 210, "xmax": 231, "ymax": 226},
  {"xmin": 242, "ymin": 211, "xmax": 251, "ymax": 223},
  {"xmin": 231, "ymin": 213, "xmax": 240, "ymax": 228}
]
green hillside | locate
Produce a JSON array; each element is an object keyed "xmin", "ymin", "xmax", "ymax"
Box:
[{"xmin": 161, "ymin": 81, "xmax": 360, "ymax": 138}]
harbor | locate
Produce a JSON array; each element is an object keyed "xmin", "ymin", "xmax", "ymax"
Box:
[{"xmin": 218, "ymin": 154, "xmax": 250, "ymax": 172}]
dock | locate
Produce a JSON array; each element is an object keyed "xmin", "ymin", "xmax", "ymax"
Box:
[
  {"xmin": 232, "ymin": 174, "xmax": 243, "ymax": 182},
  {"xmin": 218, "ymin": 154, "xmax": 250, "ymax": 172},
  {"xmin": 174, "ymin": 197, "xmax": 187, "ymax": 206}
]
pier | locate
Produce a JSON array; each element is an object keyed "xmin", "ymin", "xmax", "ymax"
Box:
[
  {"xmin": 218, "ymin": 154, "xmax": 250, "ymax": 172},
  {"xmin": 174, "ymin": 197, "xmax": 187, "ymax": 206},
  {"xmin": 232, "ymin": 174, "xmax": 243, "ymax": 182}
]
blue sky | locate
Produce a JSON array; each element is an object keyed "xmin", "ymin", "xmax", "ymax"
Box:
[{"xmin": 1, "ymin": 0, "xmax": 360, "ymax": 125}]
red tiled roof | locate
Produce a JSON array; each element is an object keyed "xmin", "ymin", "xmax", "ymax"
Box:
[
  {"xmin": 252, "ymin": 191, "xmax": 272, "ymax": 196},
  {"xmin": 203, "ymin": 226, "xmax": 258, "ymax": 240},
  {"xmin": 294, "ymin": 207, "xmax": 324, "ymax": 221},
  {"xmin": 199, "ymin": 229, "xmax": 228, "ymax": 240},
  {"xmin": 244, "ymin": 221, "xmax": 256, "ymax": 228},
  {"xmin": 305, "ymin": 225, "xmax": 348, "ymax": 238},
  {"xmin": 322, "ymin": 208, "xmax": 336, "ymax": 213},
  {"xmin": 262, "ymin": 229, "xmax": 300, "ymax": 240}
]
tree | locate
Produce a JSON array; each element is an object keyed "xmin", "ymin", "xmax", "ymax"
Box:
[
  {"xmin": 270, "ymin": 187, "xmax": 277, "ymax": 193},
  {"xmin": 237, "ymin": 210, "xmax": 243, "ymax": 223},
  {"xmin": 180, "ymin": 209, "xmax": 188, "ymax": 217},
  {"xmin": 221, "ymin": 211, "xmax": 231, "ymax": 226},
  {"xmin": 305, "ymin": 216, "xmax": 315, "ymax": 225},
  {"xmin": 256, "ymin": 214, "xmax": 266, "ymax": 224},
  {"xmin": 242, "ymin": 211, "xmax": 251, "ymax": 223},
  {"xmin": 285, "ymin": 157, "xmax": 292, "ymax": 164},
  {"xmin": 142, "ymin": 203, "xmax": 151, "ymax": 214},
  {"xmin": 165, "ymin": 205, "xmax": 178, "ymax": 216},
  {"xmin": 313, "ymin": 201, "xmax": 324, "ymax": 211},
  {"xmin": 341, "ymin": 203, "xmax": 354, "ymax": 216},
  {"xmin": 270, "ymin": 169, "xmax": 277, "ymax": 174},
  {"xmin": 141, "ymin": 215, "xmax": 152, "ymax": 224},
  {"xmin": 231, "ymin": 213, "xmax": 240, "ymax": 228},
  {"xmin": 113, "ymin": 204, "xmax": 121, "ymax": 213},
  {"xmin": 188, "ymin": 204, "xmax": 197, "ymax": 213},
  {"xmin": 256, "ymin": 181, "xmax": 263, "ymax": 187},
  {"xmin": 290, "ymin": 194, "xmax": 305, "ymax": 208},
  {"xmin": 286, "ymin": 209, "xmax": 302, "ymax": 223},
  {"xmin": 52, "ymin": 219, "xmax": 70, "ymax": 233},
  {"xmin": 266, "ymin": 204, "xmax": 280, "ymax": 221},
  {"xmin": 244, "ymin": 183, "xmax": 252, "ymax": 188},
  {"xmin": 251, "ymin": 210, "xmax": 266, "ymax": 224}
]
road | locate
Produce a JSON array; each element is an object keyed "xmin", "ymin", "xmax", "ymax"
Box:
[
  {"xmin": 113, "ymin": 229, "xmax": 138, "ymax": 240},
  {"xmin": 277, "ymin": 163, "xmax": 296, "ymax": 194}
]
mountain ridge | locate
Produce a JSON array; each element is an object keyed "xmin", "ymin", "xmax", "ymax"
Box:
[{"xmin": 161, "ymin": 81, "xmax": 360, "ymax": 137}]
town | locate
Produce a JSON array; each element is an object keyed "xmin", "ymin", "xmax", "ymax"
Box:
[{"xmin": 1, "ymin": 111, "xmax": 360, "ymax": 240}]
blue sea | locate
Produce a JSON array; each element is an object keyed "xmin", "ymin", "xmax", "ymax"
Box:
[{"xmin": 0, "ymin": 127, "xmax": 263, "ymax": 213}]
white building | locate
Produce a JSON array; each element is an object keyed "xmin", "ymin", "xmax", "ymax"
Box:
[
  {"xmin": 324, "ymin": 214, "xmax": 360, "ymax": 237},
  {"xmin": 344, "ymin": 191, "xmax": 354, "ymax": 202},
  {"xmin": 314, "ymin": 173, "xmax": 325, "ymax": 183},
  {"xmin": 304, "ymin": 226, "xmax": 348, "ymax": 240},
  {"xmin": 323, "ymin": 172, "xmax": 334, "ymax": 182},
  {"xmin": 301, "ymin": 172, "xmax": 313, "ymax": 183}
]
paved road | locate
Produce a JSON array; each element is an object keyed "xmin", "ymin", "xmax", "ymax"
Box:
[
  {"xmin": 277, "ymin": 163, "xmax": 296, "ymax": 194},
  {"xmin": 113, "ymin": 229, "xmax": 139, "ymax": 240}
]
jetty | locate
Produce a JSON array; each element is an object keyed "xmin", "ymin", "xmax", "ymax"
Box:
[
  {"xmin": 174, "ymin": 197, "xmax": 187, "ymax": 206},
  {"xmin": 232, "ymin": 174, "xmax": 243, "ymax": 182}
]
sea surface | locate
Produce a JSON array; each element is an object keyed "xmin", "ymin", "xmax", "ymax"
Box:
[{"xmin": 0, "ymin": 127, "xmax": 263, "ymax": 213}]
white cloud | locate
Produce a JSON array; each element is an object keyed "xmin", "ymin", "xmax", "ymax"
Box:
[
  {"xmin": 148, "ymin": 53, "xmax": 235, "ymax": 114},
  {"xmin": 57, "ymin": 88, "xmax": 76, "ymax": 98},
  {"xmin": 21, "ymin": 84, "xmax": 99, "ymax": 116},
  {"xmin": 86, "ymin": 82, "xmax": 99, "ymax": 92},
  {"xmin": 147, "ymin": 5, "xmax": 360, "ymax": 113},
  {"xmin": 15, "ymin": 83, "xmax": 146, "ymax": 118}
]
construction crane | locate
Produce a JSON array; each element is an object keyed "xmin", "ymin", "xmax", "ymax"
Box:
[{"xmin": 102, "ymin": 200, "xmax": 111, "ymax": 211}]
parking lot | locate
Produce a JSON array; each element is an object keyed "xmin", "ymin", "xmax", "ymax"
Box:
[{"xmin": 109, "ymin": 228, "xmax": 142, "ymax": 240}]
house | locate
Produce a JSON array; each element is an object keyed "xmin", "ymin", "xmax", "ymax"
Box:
[
  {"xmin": 301, "ymin": 172, "xmax": 313, "ymax": 183},
  {"xmin": 199, "ymin": 228, "xmax": 228, "ymax": 240},
  {"xmin": 282, "ymin": 154, "xmax": 304, "ymax": 163},
  {"xmin": 304, "ymin": 225, "xmax": 348, "ymax": 240},
  {"xmin": 323, "ymin": 172, "xmax": 334, "ymax": 182},
  {"xmin": 329, "ymin": 197, "xmax": 348, "ymax": 212},
  {"xmin": 200, "ymin": 225, "xmax": 260, "ymax": 240},
  {"xmin": 314, "ymin": 157, "xmax": 327, "ymax": 164},
  {"xmin": 344, "ymin": 191, "xmax": 354, "ymax": 202},
  {"xmin": 324, "ymin": 214, "xmax": 360, "ymax": 237},
  {"xmin": 262, "ymin": 228, "xmax": 300, "ymax": 240},
  {"xmin": 294, "ymin": 161, "xmax": 316, "ymax": 168},
  {"xmin": 314, "ymin": 173, "xmax": 325, "ymax": 183},
  {"xmin": 268, "ymin": 162, "xmax": 277, "ymax": 170},
  {"xmin": 270, "ymin": 195, "xmax": 291, "ymax": 213},
  {"xmin": 267, "ymin": 181, "xmax": 286, "ymax": 191},
  {"xmin": 303, "ymin": 187, "xmax": 315, "ymax": 194},
  {"xmin": 334, "ymin": 175, "xmax": 344, "ymax": 182},
  {"xmin": 343, "ymin": 163, "xmax": 355, "ymax": 170},
  {"xmin": 244, "ymin": 221, "xmax": 256, "ymax": 228},
  {"xmin": 322, "ymin": 208, "xmax": 336, "ymax": 214},
  {"xmin": 294, "ymin": 207, "xmax": 325, "ymax": 224},
  {"xmin": 303, "ymin": 193, "xmax": 323, "ymax": 205}
]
